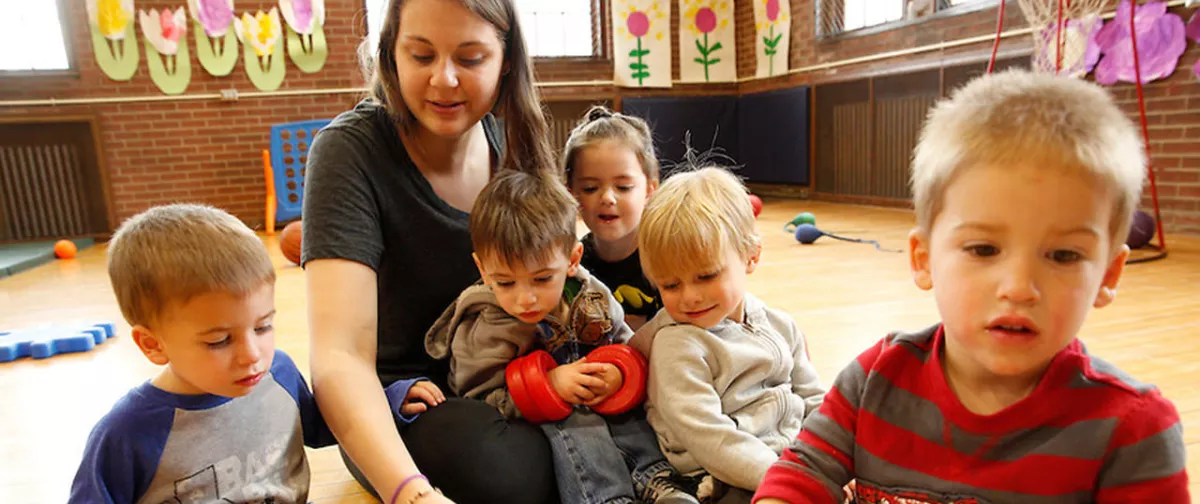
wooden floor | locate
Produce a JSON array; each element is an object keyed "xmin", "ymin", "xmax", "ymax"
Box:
[{"xmin": 1, "ymin": 200, "xmax": 1197, "ymax": 503}]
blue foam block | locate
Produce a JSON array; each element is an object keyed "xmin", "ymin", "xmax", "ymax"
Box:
[{"xmin": 0, "ymin": 322, "xmax": 117, "ymax": 363}]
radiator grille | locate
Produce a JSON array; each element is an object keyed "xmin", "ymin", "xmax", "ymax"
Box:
[{"xmin": 0, "ymin": 121, "xmax": 106, "ymax": 242}]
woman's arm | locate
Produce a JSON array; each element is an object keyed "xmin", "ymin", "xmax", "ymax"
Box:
[{"xmin": 307, "ymin": 258, "xmax": 442, "ymax": 502}]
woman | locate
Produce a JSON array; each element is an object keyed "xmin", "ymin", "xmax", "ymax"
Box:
[{"xmin": 301, "ymin": 0, "xmax": 558, "ymax": 502}]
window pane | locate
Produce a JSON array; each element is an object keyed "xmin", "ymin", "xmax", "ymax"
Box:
[
  {"xmin": 516, "ymin": 0, "xmax": 594, "ymax": 57},
  {"xmin": 0, "ymin": 1, "xmax": 70, "ymax": 71},
  {"xmin": 843, "ymin": 0, "xmax": 904, "ymax": 31},
  {"xmin": 363, "ymin": 0, "xmax": 595, "ymax": 58}
]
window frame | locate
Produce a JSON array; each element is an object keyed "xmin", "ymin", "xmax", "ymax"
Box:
[
  {"xmin": 816, "ymin": 0, "xmax": 1000, "ymax": 40},
  {"xmin": 525, "ymin": 0, "xmax": 609, "ymax": 61},
  {"xmin": 0, "ymin": 0, "xmax": 77, "ymax": 77}
]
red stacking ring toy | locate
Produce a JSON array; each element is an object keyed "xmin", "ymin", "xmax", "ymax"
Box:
[{"xmin": 586, "ymin": 345, "xmax": 648, "ymax": 416}]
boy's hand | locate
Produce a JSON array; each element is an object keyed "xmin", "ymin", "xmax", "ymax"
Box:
[
  {"xmin": 401, "ymin": 381, "xmax": 446, "ymax": 416},
  {"xmin": 547, "ymin": 358, "xmax": 610, "ymax": 405},
  {"xmin": 584, "ymin": 363, "xmax": 624, "ymax": 405}
]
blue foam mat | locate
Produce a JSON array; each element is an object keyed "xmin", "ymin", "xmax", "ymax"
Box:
[{"xmin": 0, "ymin": 322, "xmax": 117, "ymax": 363}]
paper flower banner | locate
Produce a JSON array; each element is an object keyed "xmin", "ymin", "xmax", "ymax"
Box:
[
  {"xmin": 189, "ymin": 0, "xmax": 239, "ymax": 76},
  {"xmin": 679, "ymin": 0, "xmax": 735, "ymax": 83},
  {"xmin": 1093, "ymin": 0, "xmax": 1186, "ymax": 85},
  {"xmin": 140, "ymin": 8, "xmax": 192, "ymax": 94},
  {"xmin": 280, "ymin": 0, "xmax": 328, "ymax": 73},
  {"xmin": 753, "ymin": 0, "xmax": 790, "ymax": 77},
  {"xmin": 235, "ymin": 8, "xmax": 287, "ymax": 91},
  {"xmin": 87, "ymin": 0, "xmax": 140, "ymax": 81},
  {"xmin": 613, "ymin": 0, "xmax": 672, "ymax": 88}
]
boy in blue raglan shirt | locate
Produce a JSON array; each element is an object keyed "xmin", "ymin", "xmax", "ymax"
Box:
[{"xmin": 68, "ymin": 203, "xmax": 435, "ymax": 503}]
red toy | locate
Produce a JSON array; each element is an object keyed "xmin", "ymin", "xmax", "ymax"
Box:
[
  {"xmin": 506, "ymin": 345, "xmax": 648, "ymax": 423},
  {"xmin": 748, "ymin": 194, "xmax": 763, "ymax": 218}
]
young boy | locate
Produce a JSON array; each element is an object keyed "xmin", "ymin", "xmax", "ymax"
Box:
[
  {"xmin": 754, "ymin": 70, "xmax": 1189, "ymax": 503},
  {"xmin": 68, "ymin": 204, "xmax": 433, "ymax": 502},
  {"xmin": 424, "ymin": 170, "xmax": 696, "ymax": 504},
  {"xmin": 633, "ymin": 167, "xmax": 826, "ymax": 504}
]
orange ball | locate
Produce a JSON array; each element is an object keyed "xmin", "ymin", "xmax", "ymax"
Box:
[
  {"xmin": 54, "ymin": 240, "xmax": 77, "ymax": 259},
  {"xmin": 279, "ymin": 221, "xmax": 302, "ymax": 265}
]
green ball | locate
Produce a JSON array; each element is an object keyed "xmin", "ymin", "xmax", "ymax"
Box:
[{"xmin": 792, "ymin": 212, "xmax": 816, "ymax": 226}]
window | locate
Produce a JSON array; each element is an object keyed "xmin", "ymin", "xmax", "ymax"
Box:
[
  {"xmin": 364, "ymin": 0, "xmax": 599, "ymax": 59},
  {"xmin": 842, "ymin": 0, "xmax": 904, "ymax": 32},
  {"xmin": 516, "ymin": 0, "xmax": 596, "ymax": 57},
  {"xmin": 0, "ymin": 0, "xmax": 70, "ymax": 71}
]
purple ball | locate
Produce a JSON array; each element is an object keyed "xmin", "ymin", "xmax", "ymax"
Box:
[{"xmin": 1126, "ymin": 210, "xmax": 1156, "ymax": 249}]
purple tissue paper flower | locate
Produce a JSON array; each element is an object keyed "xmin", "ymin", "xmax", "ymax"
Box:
[
  {"xmin": 1093, "ymin": 0, "xmax": 1186, "ymax": 85},
  {"xmin": 188, "ymin": 0, "xmax": 235, "ymax": 37}
]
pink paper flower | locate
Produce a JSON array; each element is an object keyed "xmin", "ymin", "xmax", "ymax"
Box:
[
  {"xmin": 695, "ymin": 7, "xmax": 717, "ymax": 33},
  {"xmin": 188, "ymin": 0, "xmax": 235, "ymax": 37},
  {"xmin": 1093, "ymin": 0, "xmax": 1186, "ymax": 85},
  {"xmin": 1187, "ymin": 10, "xmax": 1200, "ymax": 79},
  {"xmin": 627, "ymin": 10, "xmax": 650, "ymax": 38},
  {"xmin": 280, "ymin": 0, "xmax": 324, "ymax": 35},
  {"xmin": 767, "ymin": 0, "xmax": 780, "ymax": 22},
  {"xmin": 139, "ymin": 7, "xmax": 187, "ymax": 55}
]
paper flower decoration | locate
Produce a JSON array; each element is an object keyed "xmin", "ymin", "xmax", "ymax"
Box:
[
  {"xmin": 684, "ymin": 0, "xmax": 730, "ymax": 81},
  {"xmin": 236, "ymin": 9, "xmax": 282, "ymax": 57},
  {"xmin": 87, "ymin": 0, "xmax": 134, "ymax": 40},
  {"xmin": 1187, "ymin": 11, "xmax": 1200, "ymax": 79},
  {"xmin": 140, "ymin": 7, "xmax": 192, "ymax": 95},
  {"xmin": 86, "ymin": 0, "xmax": 139, "ymax": 80},
  {"xmin": 280, "ymin": 0, "xmax": 324, "ymax": 35},
  {"xmin": 235, "ymin": 8, "xmax": 287, "ymax": 91},
  {"xmin": 1093, "ymin": 0, "xmax": 1187, "ymax": 85},
  {"xmin": 188, "ymin": 0, "xmax": 238, "ymax": 76},
  {"xmin": 140, "ymin": 8, "xmax": 187, "ymax": 55},
  {"xmin": 757, "ymin": 0, "xmax": 789, "ymax": 76},
  {"xmin": 188, "ymin": 0, "xmax": 234, "ymax": 37},
  {"xmin": 280, "ymin": 0, "xmax": 328, "ymax": 73},
  {"xmin": 1033, "ymin": 16, "xmax": 1102, "ymax": 78}
]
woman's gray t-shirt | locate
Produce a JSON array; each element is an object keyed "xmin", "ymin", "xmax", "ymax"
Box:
[{"xmin": 301, "ymin": 99, "xmax": 502, "ymax": 388}]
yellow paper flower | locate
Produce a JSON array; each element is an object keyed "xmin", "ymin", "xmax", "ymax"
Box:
[
  {"xmin": 234, "ymin": 8, "xmax": 282, "ymax": 57},
  {"xmin": 87, "ymin": 0, "xmax": 135, "ymax": 40}
]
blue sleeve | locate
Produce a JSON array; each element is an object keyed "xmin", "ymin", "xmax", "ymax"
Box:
[
  {"xmin": 68, "ymin": 388, "xmax": 173, "ymax": 503},
  {"xmin": 270, "ymin": 350, "xmax": 337, "ymax": 448},
  {"xmin": 383, "ymin": 378, "xmax": 429, "ymax": 425}
]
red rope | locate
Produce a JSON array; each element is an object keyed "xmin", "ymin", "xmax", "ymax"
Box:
[
  {"xmin": 1128, "ymin": 0, "xmax": 1167, "ymax": 250},
  {"xmin": 987, "ymin": 0, "xmax": 1006, "ymax": 73}
]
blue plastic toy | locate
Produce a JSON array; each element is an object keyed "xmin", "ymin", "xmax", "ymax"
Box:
[
  {"xmin": 0, "ymin": 322, "xmax": 116, "ymax": 363},
  {"xmin": 268, "ymin": 119, "xmax": 332, "ymax": 224}
]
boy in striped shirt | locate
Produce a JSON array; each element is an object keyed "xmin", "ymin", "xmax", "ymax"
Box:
[{"xmin": 754, "ymin": 70, "xmax": 1189, "ymax": 503}]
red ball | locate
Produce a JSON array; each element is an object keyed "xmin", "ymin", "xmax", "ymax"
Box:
[
  {"xmin": 54, "ymin": 240, "xmax": 77, "ymax": 259},
  {"xmin": 748, "ymin": 194, "xmax": 763, "ymax": 218},
  {"xmin": 279, "ymin": 220, "xmax": 302, "ymax": 265}
]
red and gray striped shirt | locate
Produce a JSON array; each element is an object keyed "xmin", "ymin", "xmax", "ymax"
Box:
[{"xmin": 754, "ymin": 324, "xmax": 1189, "ymax": 504}]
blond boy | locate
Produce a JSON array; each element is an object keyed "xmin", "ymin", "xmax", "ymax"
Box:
[
  {"xmin": 755, "ymin": 70, "xmax": 1188, "ymax": 503},
  {"xmin": 68, "ymin": 204, "xmax": 341, "ymax": 502},
  {"xmin": 632, "ymin": 167, "xmax": 825, "ymax": 503}
]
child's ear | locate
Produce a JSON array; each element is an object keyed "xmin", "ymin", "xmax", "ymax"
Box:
[
  {"xmin": 646, "ymin": 179, "xmax": 659, "ymax": 196},
  {"xmin": 909, "ymin": 228, "xmax": 933, "ymax": 291},
  {"xmin": 567, "ymin": 242, "xmax": 584, "ymax": 276},
  {"xmin": 1094, "ymin": 244, "xmax": 1129, "ymax": 308},
  {"xmin": 132, "ymin": 325, "xmax": 170, "ymax": 366},
  {"xmin": 745, "ymin": 239, "xmax": 763, "ymax": 274},
  {"xmin": 472, "ymin": 252, "xmax": 489, "ymax": 283}
]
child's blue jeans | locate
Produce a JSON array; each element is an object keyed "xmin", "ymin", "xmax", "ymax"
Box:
[{"xmin": 541, "ymin": 407, "xmax": 674, "ymax": 504}]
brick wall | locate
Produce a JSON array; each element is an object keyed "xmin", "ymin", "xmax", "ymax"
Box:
[
  {"xmin": 0, "ymin": 0, "xmax": 367, "ymax": 230},
  {"xmin": 2, "ymin": 0, "xmax": 1196, "ymax": 233}
]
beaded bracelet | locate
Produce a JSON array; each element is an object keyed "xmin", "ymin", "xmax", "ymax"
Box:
[{"xmin": 390, "ymin": 474, "xmax": 428, "ymax": 504}]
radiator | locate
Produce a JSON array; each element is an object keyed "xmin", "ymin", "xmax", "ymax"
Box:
[
  {"xmin": 0, "ymin": 123, "xmax": 99, "ymax": 242},
  {"xmin": 872, "ymin": 95, "xmax": 934, "ymax": 200}
]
